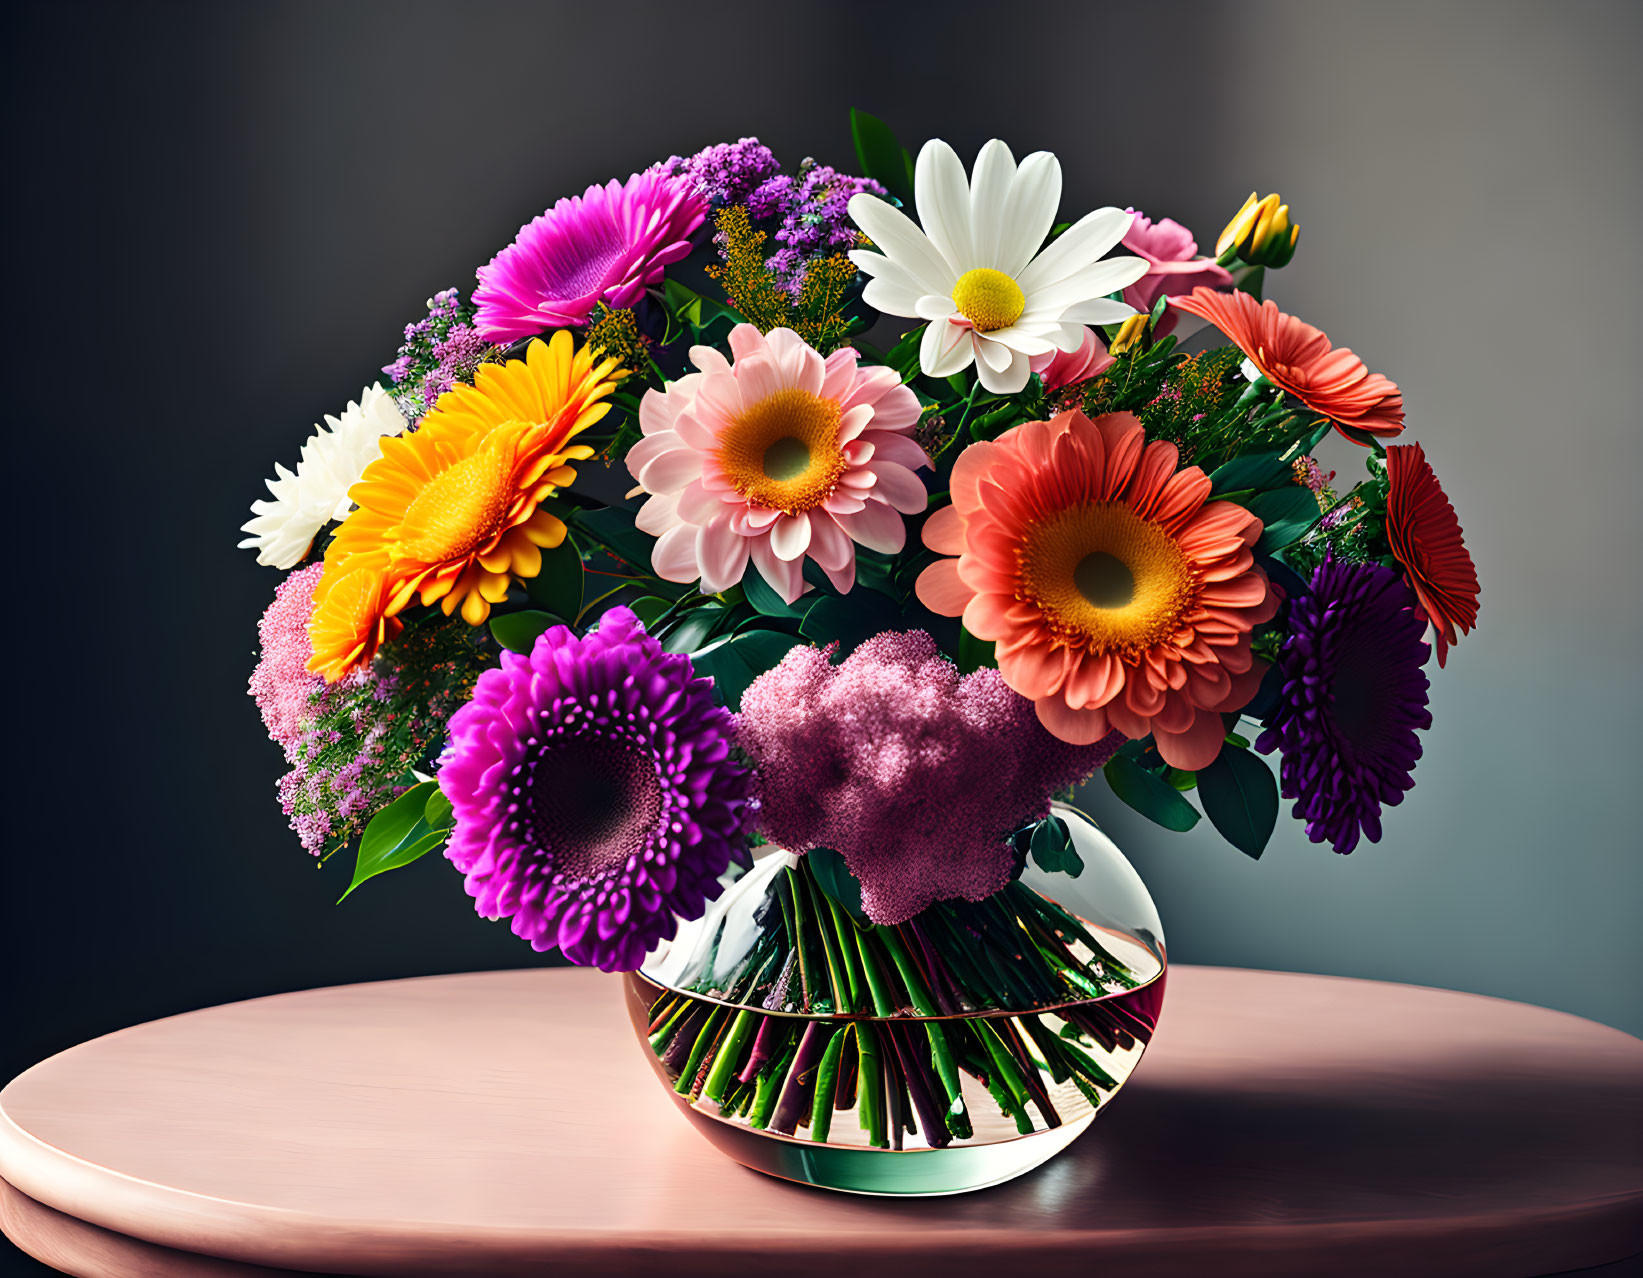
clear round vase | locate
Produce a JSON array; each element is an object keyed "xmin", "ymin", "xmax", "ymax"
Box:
[{"xmin": 622, "ymin": 804, "xmax": 1166, "ymax": 1196}]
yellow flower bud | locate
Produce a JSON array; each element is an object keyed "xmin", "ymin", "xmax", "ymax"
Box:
[
  {"xmin": 1109, "ymin": 312, "xmax": 1148, "ymax": 356},
  {"xmin": 1216, "ymin": 192, "xmax": 1299, "ymax": 268}
]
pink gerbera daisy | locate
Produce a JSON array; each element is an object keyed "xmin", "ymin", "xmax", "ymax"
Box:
[
  {"xmin": 627, "ymin": 324, "xmax": 928, "ymax": 603},
  {"xmin": 473, "ymin": 168, "xmax": 707, "ymax": 341}
]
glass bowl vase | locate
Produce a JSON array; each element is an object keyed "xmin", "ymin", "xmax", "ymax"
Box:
[{"xmin": 622, "ymin": 804, "xmax": 1166, "ymax": 1196}]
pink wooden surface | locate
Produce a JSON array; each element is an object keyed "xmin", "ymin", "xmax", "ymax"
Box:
[{"xmin": 1, "ymin": 966, "xmax": 1639, "ymax": 1278}]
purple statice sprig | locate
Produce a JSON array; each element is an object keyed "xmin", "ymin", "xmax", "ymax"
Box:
[
  {"xmin": 666, "ymin": 137, "xmax": 781, "ymax": 208},
  {"xmin": 382, "ymin": 288, "xmax": 498, "ymax": 425},
  {"xmin": 750, "ymin": 159, "xmax": 886, "ymax": 296},
  {"xmin": 672, "ymin": 139, "xmax": 884, "ymax": 298}
]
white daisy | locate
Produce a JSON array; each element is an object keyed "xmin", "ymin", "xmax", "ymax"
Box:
[
  {"xmin": 239, "ymin": 384, "xmax": 406, "ymax": 569},
  {"xmin": 848, "ymin": 139, "xmax": 1148, "ymax": 394}
]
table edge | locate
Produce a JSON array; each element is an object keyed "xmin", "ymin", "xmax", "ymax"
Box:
[
  {"xmin": 4, "ymin": 966, "xmax": 1641, "ymax": 1276},
  {"xmin": 4, "ymin": 1109, "xmax": 1642, "ymax": 1276}
]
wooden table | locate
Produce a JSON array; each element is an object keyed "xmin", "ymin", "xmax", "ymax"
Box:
[{"xmin": 1, "ymin": 967, "xmax": 1638, "ymax": 1277}]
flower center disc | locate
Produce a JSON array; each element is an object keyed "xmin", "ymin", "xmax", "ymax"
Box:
[
  {"xmin": 531, "ymin": 736, "xmax": 663, "ymax": 879},
  {"xmin": 718, "ymin": 388, "xmax": 846, "ymax": 514},
  {"xmin": 952, "ymin": 267, "xmax": 1026, "ymax": 332},
  {"xmin": 1018, "ymin": 502, "xmax": 1198, "ymax": 657},
  {"xmin": 396, "ymin": 434, "xmax": 516, "ymax": 563}
]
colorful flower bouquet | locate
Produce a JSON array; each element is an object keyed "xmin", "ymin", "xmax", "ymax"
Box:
[{"xmin": 243, "ymin": 115, "xmax": 1478, "ymax": 1194}]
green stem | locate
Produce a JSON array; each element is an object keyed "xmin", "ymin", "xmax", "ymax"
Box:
[
  {"xmin": 749, "ymin": 1032, "xmax": 798, "ymax": 1130},
  {"xmin": 701, "ymin": 1008, "xmax": 757, "ymax": 1105},
  {"xmin": 783, "ymin": 867, "xmax": 816, "ymax": 1011},
  {"xmin": 800, "ymin": 869, "xmax": 849, "ymax": 1013},
  {"xmin": 674, "ymin": 1004, "xmax": 727, "ymax": 1098},
  {"xmin": 879, "ymin": 927, "xmax": 936, "ymax": 1015},
  {"xmin": 976, "ymin": 1018, "xmax": 1036, "ymax": 1134},
  {"xmin": 853, "ymin": 929, "xmax": 898, "ymax": 1018},
  {"xmin": 824, "ymin": 896, "xmax": 864, "ymax": 1010},
  {"xmin": 1055, "ymin": 1032, "xmax": 1120, "ymax": 1091},
  {"xmin": 808, "ymin": 1028, "xmax": 847, "ymax": 1143},
  {"xmin": 926, "ymin": 1023, "xmax": 971, "ymax": 1140},
  {"xmin": 855, "ymin": 1023, "xmax": 887, "ymax": 1148}
]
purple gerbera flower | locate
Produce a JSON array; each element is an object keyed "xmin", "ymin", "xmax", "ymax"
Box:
[
  {"xmin": 438, "ymin": 607, "xmax": 750, "ymax": 971},
  {"xmin": 473, "ymin": 169, "xmax": 708, "ymax": 341},
  {"xmin": 1256, "ymin": 556, "xmax": 1434, "ymax": 854}
]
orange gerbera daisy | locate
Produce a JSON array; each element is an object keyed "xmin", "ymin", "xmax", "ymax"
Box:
[
  {"xmin": 1385, "ymin": 442, "xmax": 1479, "ymax": 666},
  {"xmin": 305, "ymin": 555, "xmax": 404, "ymax": 680},
  {"xmin": 1171, "ymin": 286, "xmax": 1404, "ymax": 441},
  {"xmin": 916, "ymin": 410, "xmax": 1278, "ymax": 770},
  {"xmin": 307, "ymin": 332, "xmax": 622, "ymax": 681}
]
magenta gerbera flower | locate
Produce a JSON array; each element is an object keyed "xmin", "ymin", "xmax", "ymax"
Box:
[
  {"xmin": 736, "ymin": 631, "xmax": 1120, "ymax": 925},
  {"xmin": 437, "ymin": 606, "xmax": 750, "ymax": 970},
  {"xmin": 473, "ymin": 169, "xmax": 708, "ymax": 341}
]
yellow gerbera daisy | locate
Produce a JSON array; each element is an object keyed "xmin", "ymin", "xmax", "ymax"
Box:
[{"xmin": 307, "ymin": 331, "xmax": 622, "ymax": 681}]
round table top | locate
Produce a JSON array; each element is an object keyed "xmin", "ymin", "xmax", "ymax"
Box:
[{"xmin": 1, "ymin": 967, "xmax": 1639, "ymax": 1278}]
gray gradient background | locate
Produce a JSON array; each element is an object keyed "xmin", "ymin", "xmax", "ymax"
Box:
[{"xmin": 2, "ymin": 0, "xmax": 1639, "ymax": 1155}]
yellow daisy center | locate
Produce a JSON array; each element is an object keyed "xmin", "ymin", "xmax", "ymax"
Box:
[
  {"xmin": 717, "ymin": 388, "xmax": 847, "ymax": 514},
  {"xmin": 952, "ymin": 267, "xmax": 1026, "ymax": 332},
  {"xmin": 1017, "ymin": 502, "xmax": 1198, "ymax": 658},
  {"xmin": 394, "ymin": 434, "xmax": 515, "ymax": 564}
]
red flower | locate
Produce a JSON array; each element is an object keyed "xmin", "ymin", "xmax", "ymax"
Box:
[
  {"xmin": 1171, "ymin": 287, "xmax": 1404, "ymax": 442},
  {"xmin": 1385, "ymin": 443, "xmax": 1479, "ymax": 665}
]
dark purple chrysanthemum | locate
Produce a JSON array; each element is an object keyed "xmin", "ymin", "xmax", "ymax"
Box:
[
  {"xmin": 438, "ymin": 606, "xmax": 750, "ymax": 971},
  {"xmin": 1256, "ymin": 556, "xmax": 1433, "ymax": 854}
]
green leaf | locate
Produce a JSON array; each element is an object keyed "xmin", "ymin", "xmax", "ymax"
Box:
[
  {"xmin": 569, "ymin": 507, "xmax": 657, "ymax": 574},
  {"xmin": 1103, "ymin": 754, "xmax": 1201, "ymax": 832},
  {"xmin": 524, "ymin": 536, "xmax": 583, "ymax": 620},
  {"xmin": 1334, "ymin": 422, "xmax": 1382, "ymax": 448},
  {"xmin": 807, "ymin": 846, "xmax": 867, "ymax": 922},
  {"xmin": 1196, "ymin": 745, "xmax": 1278, "ymax": 859},
  {"xmin": 799, "ymin": 590, "xmax": 903, "ymax": 656},
  {"xmin": 1210, "ymin": 450, "xmax": 1293, "ymax": 496},
  {"xmin": 850, "ymin": 108, "xmax": 914, "ymax": 207},
  {"xmin": 488, "ymin": 610, "xmax": 558, "ymax": 655},
  {"xmin": 660, "ymin": 606, "xmax": 725, "ymax": 654},
  {"xmin": 1028, "ymin": 814, "xmax": 1083, "ymax": 877},
  {"xmin": 742, "ymin": 563, "xmax": 801, "ymax": 618},
  {"xmin": 341, "ymin": 781, "xmax": 446, "ymax": 901},
  {"xmin": 886, "ymin": 325, "xmax": 924, "ymax": 380},
  {"xmin": 957, "ymin": 626, "xmax": 996, "ymax": 674},
  {"xmin": 689, "ymin": 628, "xmax": 803, "ymax": 709},
  {"xmin": 1248, "ymin": 486, "xmax": 1322, "ymax": 553},
  {"xmin": 628, "ymin": 595, "xmax": 672, "ymax": 629},
  {"xmin": 424, "ymin": 786, "xmax": 453, "ymax": 829},
  {"xmin": 663, "ymin": 278, "xmax": 744, "ymax": 340}
]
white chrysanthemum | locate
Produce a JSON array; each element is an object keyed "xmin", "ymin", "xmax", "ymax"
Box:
[
  {"xmin": 239, "ymin": 385, "xmax": 406, "ymax": 569},
  {"xmin": 848, "ymin": 139, "xmax": 1148, "ymax": 394}
]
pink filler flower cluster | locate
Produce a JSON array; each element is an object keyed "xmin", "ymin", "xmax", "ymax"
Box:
[{"xmin": 736, "ymin": 631, "xmax": 1122, "ymax": 925}]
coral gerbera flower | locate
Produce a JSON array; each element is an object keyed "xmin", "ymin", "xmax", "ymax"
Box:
[
  {"xmin": 916, "ymin": 410, "xmax": 1278, "ymax": 770},
  {"xmin": 1385, "ymin": 442, "xmax": 1480, "ymax": 666},
  {"xmin": 307, "ymin": 333, "xmax": 621, "ymax": 681},
  {"xmin": 1171, "ymin": 286, "xmax": 1404, "ymax": 441},
  {"xmin": 627, "ymin": 324, "xmax": 927, "ymax": 603},
  {"xmin": 438, "ymin": 607, "xmax": 750, "ymax": 971},
  {"xmin": 473, "ymin": 168, "xmax": 707, "ymax": 341}
]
